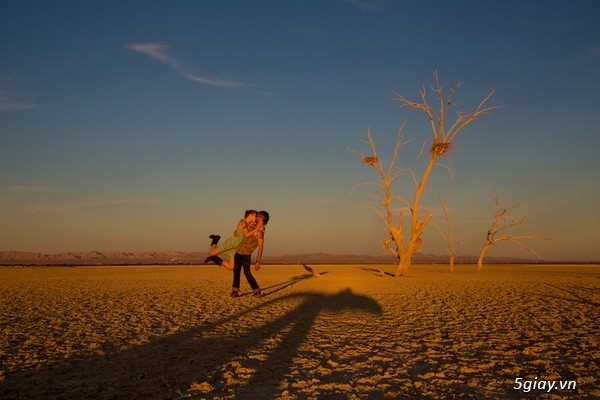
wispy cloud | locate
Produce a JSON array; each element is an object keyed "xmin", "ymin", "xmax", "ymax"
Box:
[
  {"xmin": 562, "ymin": 43, "xmax": 600, "ymax": 65},
  {"xmin": 22, "ymin": 199, "xmax": 158, "ymax": 215},
  {"xmin": 581, "ymin": 44, "xmax": 600, "ymax": 61},
  {"xmin": 8, "ymin": 185, "xmax": 44, "ymax": 193},
  {"xmin": 126, "ymin": 42, "xmax": 245, "ymax": 88},
  {"xmin": 0, "ymin": 90, "xmax": 41, "ymax": 110}
]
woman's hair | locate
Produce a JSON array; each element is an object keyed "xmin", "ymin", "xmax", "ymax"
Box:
[
  {"xmin": 244, "ymin": 209, "xmax": 257, "ymax": 218},
  {"xmin": 257, "ymin": 210, "xmax": 270, "ymax": 225}
]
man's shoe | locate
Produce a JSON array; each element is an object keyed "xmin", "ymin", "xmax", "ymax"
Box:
[
  {"xmin": 230, "ymin": 291, "xmax": 239, "ymax": 298},
  {"xmin": 253, "ymin": 291, "xmax": 262, "ymax": 298}
]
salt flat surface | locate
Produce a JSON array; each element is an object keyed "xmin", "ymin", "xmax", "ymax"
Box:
[{"xmin": 0, "ymin": 264, "xmax": 598, "ymax": 399}]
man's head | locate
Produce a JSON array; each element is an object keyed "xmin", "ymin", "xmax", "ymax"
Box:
[{"xmin": 257, "ymin": 210, "xmax": 270, "ymax": 226}]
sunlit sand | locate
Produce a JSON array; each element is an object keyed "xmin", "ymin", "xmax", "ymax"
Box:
[{"xmin": 1, "ymin": 264, "xmax": 598, "ymax": 399}]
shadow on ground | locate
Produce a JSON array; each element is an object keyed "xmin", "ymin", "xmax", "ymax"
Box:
[{"xmin": 0, "ymin": 274, "xmax": 381, "ymax": 400}]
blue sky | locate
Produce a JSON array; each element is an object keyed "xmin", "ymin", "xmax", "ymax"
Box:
[{"xmin": 1, "ymin": 0, "xmax": 599, "ymax": 262}]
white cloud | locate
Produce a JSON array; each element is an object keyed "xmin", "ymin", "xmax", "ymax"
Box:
[
  {"xmin": 126, "ymin": 43, "xmax": 180, "ymax": 69},
  {"xmin": 0, "ymin": 90, "xmax": 39, "ymax": 110},
  {"xmin": 563, "ymin": 43, "xmax": 600, "ymax": 64},
  {"xmin": 182, "ymin": 72, "xmax": 245, "ymax": 88},
  {"xmin": 126, "ymin": 42, "xmax": 245, "ymax": 88},
  {"xmin": 8, "ymin": 185, "xmax": 44, "ymax": 193}
]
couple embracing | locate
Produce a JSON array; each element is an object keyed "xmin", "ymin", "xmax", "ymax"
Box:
[{"xmin": 205, "ymin": 210, "xmax": 270, "ymax": 298}]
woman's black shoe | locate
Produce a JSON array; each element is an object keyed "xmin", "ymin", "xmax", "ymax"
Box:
[{"xmin": 209, "ymin": 234, "xmax": 221, "ymax": 245}]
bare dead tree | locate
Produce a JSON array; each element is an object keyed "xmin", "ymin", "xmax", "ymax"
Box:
[
  {"xmin": 350, "ymin": 127, "xmax": 414, "ymax": 276},
  {"xmin": 477, "ymin": 193, "xmax": 549, "ymax": 272},
  {"xmin": 430, "ymin": 196, "xmax": 457, "ymax": 271},
  {"xmin": 351, "ymin": 71, "xmax": 497, "ymax": 277}
]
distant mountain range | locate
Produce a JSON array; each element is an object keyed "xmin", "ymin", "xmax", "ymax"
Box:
[{"xmin": 0, "ymin": 250, "xmax": 541, "ymax": 266}]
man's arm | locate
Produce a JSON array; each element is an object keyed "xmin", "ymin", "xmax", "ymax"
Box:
[{"xmin": 254, "ymin": 236, "xmax": 264, "ymax": 270}]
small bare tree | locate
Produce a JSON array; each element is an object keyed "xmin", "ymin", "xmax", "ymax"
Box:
[
  {"xmin": 477, "ymin": 193, "xmax": 548, "ymax": 272},
  {"xmin": 351, "ymin": 71, "xmax": 497, "ymax": 277},
  {"xmin": 350, "ymin": 127, "xmax": 414, "ymax": 276},
  {"xmin": 430, "ymin": 196, "xmax": 457, "ymax": 271}
]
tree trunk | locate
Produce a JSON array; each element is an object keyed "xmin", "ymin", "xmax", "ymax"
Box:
[
  {"xmin": 477, "ymin": 243, "xmax": 491, "ymax": 272},
  {"xmin": 395, "ymin": 252, "xmax": 412, "ymax": 277}
]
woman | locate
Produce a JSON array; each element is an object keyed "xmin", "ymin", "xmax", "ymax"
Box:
[{"xmin": 205, "ymin": 209, "xmax": 261, "ymax": 270}]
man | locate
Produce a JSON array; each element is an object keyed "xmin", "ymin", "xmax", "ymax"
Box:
[{"xmin": 231, "ymin": 210, "xmax": 269, "ymax": 298}]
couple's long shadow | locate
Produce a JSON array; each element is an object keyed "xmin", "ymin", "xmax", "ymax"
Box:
[
  {"xmin": 1, "ymin": 275, "xmax": 381, "ymax": 400},
  {"xmin": 254, "ymin": 269, "xmax": 329, "ymax": 298}
]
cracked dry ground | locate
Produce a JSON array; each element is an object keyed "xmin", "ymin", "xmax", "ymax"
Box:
[{"xmin": 0, "ymin": 265, "xmax": 598, "ymax": 399}]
